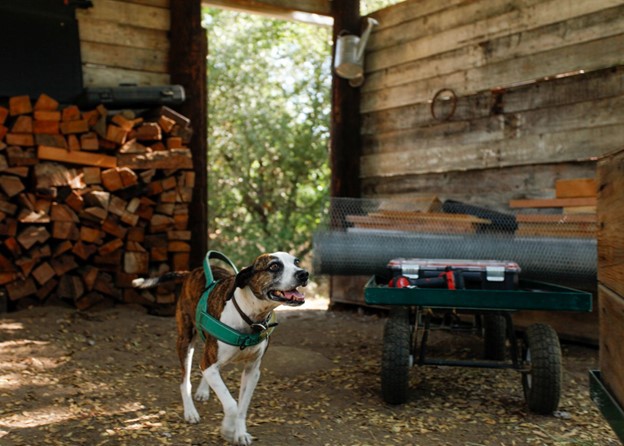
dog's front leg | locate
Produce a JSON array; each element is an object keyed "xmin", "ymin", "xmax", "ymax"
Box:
[
  {"xmin": 203, "ymin": 364, "xmax": 248, "ymax": 445},
  {"xmin": 234, "ymin": 358, "xmax": 261, "ymax": 444}
]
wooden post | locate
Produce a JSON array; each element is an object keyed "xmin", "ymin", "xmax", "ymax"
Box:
[
  {"xmin": 330, "ymin": 0, "xmax": 361, "ymax": 198},
  {"xmin": 170, "ymin": 0, "xmax": 208, "ymax": 268}
]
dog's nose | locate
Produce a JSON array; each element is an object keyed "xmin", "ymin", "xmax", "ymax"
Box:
[{"xmin": 296, "ymin": 270, "xmax": 309, "ymax": 283}]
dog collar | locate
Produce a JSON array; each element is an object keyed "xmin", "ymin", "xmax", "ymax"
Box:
[{"xmin": 195, "ymin": 251, "xmax": 277, "ymax": 349}]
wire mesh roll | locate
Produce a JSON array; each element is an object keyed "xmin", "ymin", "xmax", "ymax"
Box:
[
  {"xmin": 313, "ymin": 229, "xmax": 596, "ymax": 288},
  {"xmin": 314, "ymin": 197, "xmax": 597, "ymax": 289}
]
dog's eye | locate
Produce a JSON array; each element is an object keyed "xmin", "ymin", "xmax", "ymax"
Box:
[
  {"xmin": 294, "ymin": 258, "xmax": 301, "ymax": 266},
  {"xmin": 269, "ymin": 263, "xmax": 281, "ymax": 272}
]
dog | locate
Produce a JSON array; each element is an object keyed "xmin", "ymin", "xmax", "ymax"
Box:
[{"xmin": 133, "ymin": 251, "xmax": 309, "ymax": 445}]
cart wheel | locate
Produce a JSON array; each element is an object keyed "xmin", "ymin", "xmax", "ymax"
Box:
[
  {"xmin": 381, "ymin": 306, "xmax": 412, "ymax": 404},
  {"xmin": 522, "ymin": 323, "xmax": 561, "ymax": 414},
  {"xmin": 483, "ymin": 313, "xmax": 507, "ymax": 360}
]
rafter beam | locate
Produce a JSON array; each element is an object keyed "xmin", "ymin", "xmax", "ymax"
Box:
[{"xmin": 203, "ymin": 0, "xmax": 332, "ymax": 24}]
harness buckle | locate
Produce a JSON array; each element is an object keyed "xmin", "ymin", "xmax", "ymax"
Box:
[{"xmin": 251, "ymin": 322, "xmax": 267, "ymax": 332}]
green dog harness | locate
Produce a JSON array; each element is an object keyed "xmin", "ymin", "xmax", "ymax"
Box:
[{"xmin": 195, "ymin": 251, "xmax": 277, "ymax": 349}]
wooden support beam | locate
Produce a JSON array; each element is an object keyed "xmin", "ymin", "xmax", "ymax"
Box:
[
  {"xmin": 330, "ymin": 0, "xmax": 361, "ymax": 199},
  {"xmin": 204, "ymin": 0, "xmax": 331, "ymax": 21},
  {"xmin": 170, "ymin": 0, "xmax": 208, "ymax": 269}
]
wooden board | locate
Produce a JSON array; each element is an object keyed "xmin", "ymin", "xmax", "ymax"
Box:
[
  {"xmin": 361, "ymin": 0, "xmax": 624, "ymax": 113},
  {"xmin": 362, "ymin": 162, "xmax": 596, "ymax": 213},
  {"xmin": 77, "ymin": 17, "xmax": 169, "ymax": 50},
  {"xmin": 598, "ymin": 284, "xmax": 624, "ymax": 407},
  {"xmin": 597, "ymin": 149, "xmax": 624, "ymax": 297},
  {"xmin": 509, "ymin": 197, "xmax": 596, "ymax": 209},
  {"xmin": 37, "ymin": 146, "xmax": 117, "ymax": 169},
  {"xmin": 81, "ymin": 41, "xmax": 168, "ymax": 73},
  {"xmin": 516, "ymin": 223, "xmax": 596, "ymax": 238},
  {"xmin": 360, "ymin": 124, "xmax": 620, "ymax": 178},
  {"xmin": 76, "ymin": 0, "xmax": 171, "ymax": 88},
  {"xmin": 205, "ymin": 0, "xmax": 330, "ymax": 16},
  {"xmin": 555, "ymin": 178, "xmax": 597, "ymax": 198},
  {"xmin": 82, "ymin": 65, "xmax": 170, "ymax": 88},
  {"xmin": 362, "ymin": 65, "xmax": 624, "ymax": 136},
  {"xmin": 76, "ymin": 0, "xmax": 171, "ymax": 31}
]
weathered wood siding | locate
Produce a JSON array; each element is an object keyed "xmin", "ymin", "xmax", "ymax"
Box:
[
  {"xmin": 361, "ymin": 0, "xmax": 624, "ymax": 207},
  {"xmin": 597, "ymin": 149, "xmax": 624, "ymax": 407},
  {"xmin": 77, "ymin": 0, "xmax": 171, "ymax": 87}
]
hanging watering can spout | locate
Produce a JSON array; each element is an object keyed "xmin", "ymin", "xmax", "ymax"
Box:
[
  {"xmin": 334, "ymin": 17, "xmax": 379, "ymax": 87},
  {"xmin": 356, "ymin": 17, "xmax": 379, "ymax": 63}
]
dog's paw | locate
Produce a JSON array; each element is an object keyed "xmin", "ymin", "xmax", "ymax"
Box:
[
  {"xmin": 232, "ymin": 432, "xmax": 253, "ymax": 446},
  {"xmin": 222, "ymin": 430, "xmax": 253, "ymax": 446},
  {"xmin": 184, "ymin": 407, "xmax": 201, "ymax": 424},
  {"xmin": 194, "ymin": 384, "xmax": 210, "ymax": 401}
]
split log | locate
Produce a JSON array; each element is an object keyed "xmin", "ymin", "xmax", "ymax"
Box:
[
  {"xmin": 17, "ymin": 226, "xmax": 50, "ymax": 250},
  {"xmin": 0, "ymin": 176, "xmax": 25, "ymax": 197},
  {"xmin": 34, "ymin": 94, "xmax": 59, "ymax": 112},
  {"xmin": 32, "ymin": 262, "xmax": 56, "ymax": 286},
  {"xmin": 58, "ymin": 274, "xmax": 84, "ymax": 300},
  {"xmin": 6, "ymin": 278, "xmax": 37, "ymax": 300},
  {"xmin": 124, "ymin": 251, "xmax": 149, "ymax": 274},
  {"xmin": 9, "ymin": 95, "xmax": 32, "ymax": 116},
  {"xmin": 72, "ymin": 241, "xmax": 98, "ymax": 260},
  {"xmin": 75, "ymin": 291, "xmax": 105, "ymax": 310}
]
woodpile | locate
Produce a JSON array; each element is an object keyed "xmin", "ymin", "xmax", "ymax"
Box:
[{"xmin": 0, "ymin": 93, "xmax": 195, "ymax": 310}]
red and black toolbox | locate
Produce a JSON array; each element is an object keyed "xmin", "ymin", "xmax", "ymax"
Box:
[{"xmin": 387, "ymin": 258, "xmax": 521, "ymax": 290}]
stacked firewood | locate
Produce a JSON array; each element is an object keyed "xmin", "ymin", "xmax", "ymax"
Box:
[{"xmin": 0, "ymin": 93, "xmax": 195, "ymax": 310}]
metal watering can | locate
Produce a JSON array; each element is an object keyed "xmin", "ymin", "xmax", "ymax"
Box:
[{"xmin": 334, "ymin": 17, "xmax": 379, "ymax": 87}]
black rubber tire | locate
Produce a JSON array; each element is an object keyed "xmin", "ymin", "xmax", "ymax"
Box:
[
  {"xmin": 381, "ymin": 306, "xmax": 412, "ymax": 405},
  {"xmin": 522, "ymin": 323, "xmax": 562, "ymax": 414},
  {"xmin": 483, "ymin": 313, "xmax": 507, "ymax": 360}
]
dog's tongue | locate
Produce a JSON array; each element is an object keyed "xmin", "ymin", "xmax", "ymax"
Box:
[{"xmin": 284, "ymin": 290, "xmax": 304, "ymax": 301}]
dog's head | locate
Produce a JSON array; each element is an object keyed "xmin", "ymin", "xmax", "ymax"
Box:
[{"xmin": 234, "ymin": 252, "xmax": 309, "ymax": 306}]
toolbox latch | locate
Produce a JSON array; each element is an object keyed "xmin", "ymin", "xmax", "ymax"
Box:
[
  {"xmin": 402, "ymin": 265, "xmax": 420, "ymax": 279},
  {"xmin": 486, "ymin": 266, "xmax": 505, "ymax": 282}
]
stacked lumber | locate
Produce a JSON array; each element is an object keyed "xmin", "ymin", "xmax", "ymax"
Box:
[
  {"xmin": 0, "ymin": 93, "xmax": 195, "ymax": 310},
  {"xmin": 346, "ymin": 195, "xmax": 491, "ymax": 234},
  {"xmin": 510, "ymin": 178, "xmax": 597, "ymax": 238}
]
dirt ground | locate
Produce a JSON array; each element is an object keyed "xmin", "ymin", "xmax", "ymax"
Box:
[{"xmin": 0, "ymin": 296, "xmax": 620, "ymax": 446}]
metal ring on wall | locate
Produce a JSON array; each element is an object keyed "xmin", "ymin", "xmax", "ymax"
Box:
[{"xmin": 430, "ymin": 88, "xmax": 458, "ymax": 121}]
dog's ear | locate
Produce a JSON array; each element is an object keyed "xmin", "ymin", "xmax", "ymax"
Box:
[{"xmin": 235, "ymin": 265, "xmax": 254, "ymax": 289}]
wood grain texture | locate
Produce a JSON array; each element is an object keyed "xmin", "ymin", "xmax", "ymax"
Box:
[
  {"xmin": 598, "ymin": 284, "xmax": 624, "ymax": 407},
  {"xmin": 81, "ymin": 41, "xmax": 168, "ymax": 73},
  {"xmin": 360, "ymin": 124, "xmax": 621, "ymax": 178},
  {"xmin": 361, "ymin": 162, "xmax": 596, "ymax": 213},
  {"xmin": 597, "ymin": 149, "xmax": 624, "ymax": 297},
  {"xmin": 82, "ymin": 65, "xmax": 170, "ymax": 88},
  {"xmin": 77, "ymin": 0, "xmax": 170, "ymax": 31}
]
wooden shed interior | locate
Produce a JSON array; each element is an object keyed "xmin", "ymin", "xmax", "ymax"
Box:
[{"xmin": 0, "ymin": 0, "xmax": 623, "ymax": 438}]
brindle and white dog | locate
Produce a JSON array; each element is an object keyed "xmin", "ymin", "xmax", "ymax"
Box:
[{"xmin": 133, "ymin": 252, "xmax": 308, "ymax": 445}]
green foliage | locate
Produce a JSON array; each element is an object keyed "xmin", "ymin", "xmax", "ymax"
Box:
[
  {"xmin": 205, "ymin": 9, "xmax": 331, "ymax": 266},
  {"xmin": 361, "ymin": 0, "xmax": 404, "ymax": 15}
]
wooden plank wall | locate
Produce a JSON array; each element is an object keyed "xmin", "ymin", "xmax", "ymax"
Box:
[
  {"xmin": 597, "ymin": 149, "xmax": 624, "ymax": 407},
  {"xmin": 76, "ymin": 0, "xmax": 171, "ymax": 87},
  {"xmin": 360, "ymin": 0, "xmax": 624, "ymax": 208}
]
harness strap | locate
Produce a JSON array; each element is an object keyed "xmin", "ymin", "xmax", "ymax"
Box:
[
  {"xmin": 195, "ymin": 251, "xmax": 276, "ymax": 348},
  {"xmin": 203, "ymin": 250, "xmax": 237, "ymax": 286}
]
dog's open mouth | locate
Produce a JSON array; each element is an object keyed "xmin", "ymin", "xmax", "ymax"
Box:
[{"xmin": 268, "ymin": 289, "xmax": 305, "ymax": 306}]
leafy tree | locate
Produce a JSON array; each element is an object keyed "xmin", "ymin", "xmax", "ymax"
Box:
[
  {"xmin": 205, "ymin": 9, "xmax": 331, "ymax": 265},
  {"xmin": 362, "ymin": 0, "xmax": 404, "ymax": 14}
]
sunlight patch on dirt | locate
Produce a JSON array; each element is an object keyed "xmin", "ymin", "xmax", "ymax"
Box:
[{"xmin": 0, "ymin": 321, "xmax": 24, "ymax": 332}]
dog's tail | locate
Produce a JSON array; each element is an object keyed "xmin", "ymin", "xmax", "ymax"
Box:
[{"xmin": 132, "ymin": 271, "xmax": 190, "ymax": 289}]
